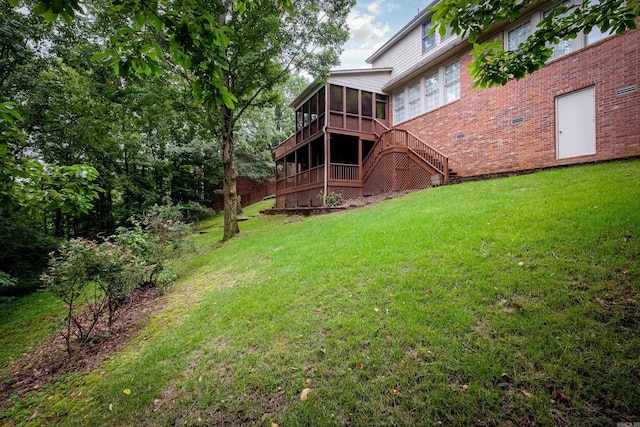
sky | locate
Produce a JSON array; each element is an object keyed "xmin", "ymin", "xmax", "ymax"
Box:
[{"xmin": 338, "ymin": 0, "xmax": 430, "ymax": 70}]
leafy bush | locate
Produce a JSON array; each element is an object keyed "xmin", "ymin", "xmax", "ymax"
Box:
[
  {"xmin": 179, "ymin": 201, "xmax": 215, "ymax": 226},
  {"xmin": 41, "ymin": 238, "xmax": 146, "ymax": 351},
  {"xmin": 317, "ymin": 191, "xmax": 344, "ymax": 207},
  {"xmin": 112, "ymin": 204, "xmax": 191, "ymax": 288},
  {"xmin": 0, "ymin": 271, "xmax": 17, "ymax": 289}
]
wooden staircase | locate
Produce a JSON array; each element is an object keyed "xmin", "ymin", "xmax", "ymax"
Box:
[{"xmin": 364, "ymin": 120, "xmax": 452, "ymax": 184}]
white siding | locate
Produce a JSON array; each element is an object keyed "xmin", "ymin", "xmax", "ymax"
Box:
[
  {"xmin": 370, "ymin": 26, "xmax": 423, "ymax": 80},
  {"xmin": 328, "ymin": 72, "xmax": 391, "ymax": 93}
]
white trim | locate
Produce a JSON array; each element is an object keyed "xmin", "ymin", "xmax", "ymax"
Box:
[{"xmin": 392, "ymin": 57, "xmax": 461, "ymax": 125}]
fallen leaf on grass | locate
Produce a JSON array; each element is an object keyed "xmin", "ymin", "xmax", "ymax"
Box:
[
  {"xmin": 462, "ymin": 384, "xmax": 469, "ymax": 391},
  {"xmin": 392, "ymin": 387, "xmax": 401, "ymax": 395},
  {"xmin": 605, "ymin": 281, "xmax": 614, "ymax": 289},
  {"xmin": 300, "ymin": 388, "xmax": 312, "ymax": 401},
  {"xmin": 511, "ymin": 302, "xmax": 525, "ymax": 310},
  {"xmin": 123, "ymin": 389, "xmax": 131, "ymax": 395},
  {"xmin": 356, "ymin": 362, "xmax": 365, "ymax": 369},
  {"xmin": 521, "ymin": 390, "xmax": 533, "ymax": 399},
  {"xmin": 551, "ymin": 389, "xmax": 570, "ymax": 403}
]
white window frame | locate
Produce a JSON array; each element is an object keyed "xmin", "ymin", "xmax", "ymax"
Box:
[
  {"xmin": 393, "ymin": 58, "xmax": 461, "ymax": 125},
  {"xmin": 422, "ymin": 20, "xmax": 454, "ymax": 54},
  {"xmin": 393, "ymin": 92, "xmax": 405, "ymax": 123},
  {"xmin": 506, "ymin": 21, "xmax": 532, "ymax": 51},
  {"xmin": 425, "ymin": 71, "xmax": 440, "ymax": 112},
  {"xmin": 444, "ymin": 60, "xmax": 461, "ymax": 104},
  {"xmin": 408, "ymin": 83, "xmax": 421, "ymax": 118}
]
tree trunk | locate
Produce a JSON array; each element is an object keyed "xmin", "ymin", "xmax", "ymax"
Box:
[
  {"xmin": 221, "ymin": 108, "xmax": 239, "ymax": 241},
  {"xmin": 218, "ymin": 0, "xmax": 239, "ymax": 241}
]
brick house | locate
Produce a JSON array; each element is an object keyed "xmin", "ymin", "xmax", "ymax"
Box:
[{"xmin": 274, "ymin": 1, "xmax": 640, "ymax": 209}]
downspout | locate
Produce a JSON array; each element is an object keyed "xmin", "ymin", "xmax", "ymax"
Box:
[{"xmin": 323, "ymin": 84, "xmax": 329, "ymax": 206}]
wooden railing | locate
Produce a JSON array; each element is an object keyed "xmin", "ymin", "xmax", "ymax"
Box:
[
  {"xmin": 362, "ymin": 128, "xmax": 449, "ymax": 182},
  {"xmin": 373, "ymin": 119, "xmax": 390, "ymax": 138},
  {"xmin": 276, "ymin": 165, "xmax": 325, "ymax": 191},
  {"xmin": 274, "ymin": 133, "xmax": 297, "ymax": 158},
  {"xmin": 330, "ymin": 163, "xmax": 359, "ymax": 181}
]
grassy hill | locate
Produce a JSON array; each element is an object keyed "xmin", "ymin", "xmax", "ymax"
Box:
[{"xmin": 1, "ymin": 160, "xmax": 639, "ymax": 426}]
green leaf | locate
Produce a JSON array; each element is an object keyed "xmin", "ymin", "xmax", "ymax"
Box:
[
  {"xmin": 51, "ymin": 0, "xmax": 64, "ymax": 13},
  {"xmin": 8, "ymin": 0, "xmax": 20, "ymax": 6},
  {"xmin": 43, "ymin": 8, "xmax": 58, "ymax": 21},
  {"xmin": 33, "ymin": 1, "xmax": 49, "ymax": 14}
]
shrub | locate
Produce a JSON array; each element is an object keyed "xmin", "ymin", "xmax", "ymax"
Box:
[
  {"xmin": 179, "ymin": 201, "xmax": 215, "ymax": 226},
  {"xmin": 41, "ymin": 238, "xmax": 146, "ymax": 351},
  {"xmin": 112, "ymin": 204, "xmax": 191, "ymax": 288},
  {"xmin": 317, "ymin": 191, "xmax": 344, "ymax": 207}
]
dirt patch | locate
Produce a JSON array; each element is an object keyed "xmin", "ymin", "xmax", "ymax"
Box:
[
  {"xmin": 0, "ymin": 287, "xmax": 163, "ymax": 403},
  {"xmin": 341, "ymin": 190, "xmax": 410, "ymax": 208}
]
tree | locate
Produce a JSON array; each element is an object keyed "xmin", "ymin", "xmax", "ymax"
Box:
[
  {"xmin": 430, "ymin": 0, "xmax": 640, "ymax": 88},
  {"xmin": 90, "ymin": 0, "xmax": 353, "ymax": 240}
]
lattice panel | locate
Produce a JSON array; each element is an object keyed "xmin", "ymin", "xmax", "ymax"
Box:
[
  {"xmin": 363, "ymin": 153, "xmax": 394, "ymax": 195},
  {"xmin": 408, "ymin": 158, "xmax": 433, "ymax": 190},
  {"xmin": 297, "ymin": 190, "xmax": 309, "ymax": 207},
  {"xmin": 393, "ymin": 152, "xmax": 408, "ymax": 191},
  {"xmin": 331, "ymin": 186, "xmax": 361, "ymax": 202},
  {"xmin": 276, "ymin": 195, "xmax": 285, "ymax": 209}
]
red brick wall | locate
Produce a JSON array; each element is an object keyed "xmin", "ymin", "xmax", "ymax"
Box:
[
  {"xmin": 397, "ymin": 29, "xmax": 640, "ymax": 178},
  {"xmin": 211, "ymin": 177, "xmax": 275, "ymax": 212}
]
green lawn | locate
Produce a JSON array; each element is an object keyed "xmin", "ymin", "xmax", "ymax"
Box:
[{"xmin": 1, "ymin": 160, "xmax": 639, "ymax": 426}]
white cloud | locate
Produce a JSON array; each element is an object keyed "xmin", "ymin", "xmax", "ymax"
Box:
[
  {"xmin": 346, "ymin": 9, "xmax": 391, "ymax": 49},
  {"xmin": 366, "ymin": 0, "xmax": 382, "ymax": 14}
]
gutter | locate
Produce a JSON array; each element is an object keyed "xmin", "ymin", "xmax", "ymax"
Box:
[{"xmin": 323, "ymin": 84, "xmax": 328, "ymax": 206}]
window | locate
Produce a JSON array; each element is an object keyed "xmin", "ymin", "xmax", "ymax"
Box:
[
  {"xmin": 376, "ymin": 94, "xmax": 387, "ymax": 120},
  {"xmin": 303, "ymin": 101, "xmax": 309, "ymax": 127},
  {"xmin": 330, "ymin": 85, "xmax": 343, "ymax": 112},
  {"xmin": 422, "ymin": 21, "xmax": 436, "ymax": 53},
  {"xmin": 444, "ymin": 61, "xmax": 460, "ymax": 103},
  {"xmin": 425, "ymin": 71, "xmax": 439, "ymax": 111},
  {"xmin": 422, "ymin": 21, "xmax": 453, "ymax": 54},
  {"xmin": 408, "ymin": 83, "xmax": 421, "ymax": 118},
  {"xmin": 394, "ymin": 59, "xmax": 461, "ymax": 125},
  {"xmin": 543, "ymin": 1, "xmax": 573, "ymax": 58},
  {"xmin": 586, "ymin": 0, "xmax": 614, "ymax": 44},
  {"xmin": 505, "ymin": 0, "xmax": 616, "ymax": 59},
  {"xmin": 507, "ymin": 21, "xmax": 531, "ymax": 51},
  {"xmin": 346, "ymin": 88, "xmax": 359, "ymax": 114},
  {"xmin": 296, "ymin": 110, "xmax": 302, "ymax": 130},
  {"xmin": 310, "ymin": 94, "xmax": 318, "ymax": 121},
  {"xmin": 394, "ymin": 92, "xmax": 405, "ymax": 123},
  {"xmin": 361, "ymin": 91, "xmax": 373, "ymax": 117}
]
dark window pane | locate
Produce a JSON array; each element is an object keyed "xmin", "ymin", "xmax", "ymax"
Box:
[
  {"xmin": 303, "ymin": 101, "xmax": 309, "ymax": 126},
  {"xmin": 330, "ymin": 85, "xmax": 343, "ymax": 112},
  {"xmin": 318, "ymin": 87, "xmax": 326, "ymax": 113},
  {"xmin": 310, "ymin": 94, "xmax": 317, "ymax": 121},
  {"xmin": 346, "ymin": 88, "xmax": 358, "ymax": 114},
  {"xmin": 361, "ymin": 91, "xmax": 373, "ymax": 117},
  {"xmin": 376, "ymin": 101, "xmax": 386, "ymax": 119}
]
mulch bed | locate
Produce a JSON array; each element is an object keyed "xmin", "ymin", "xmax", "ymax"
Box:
[{"xmin": 0, "ymin": 287, "xmax": 163, "ymax": 403}]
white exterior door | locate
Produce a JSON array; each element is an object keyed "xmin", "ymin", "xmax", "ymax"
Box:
[{"xmin": 556, "ymin": 86, "xmax": 596, "ymax": 159}]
